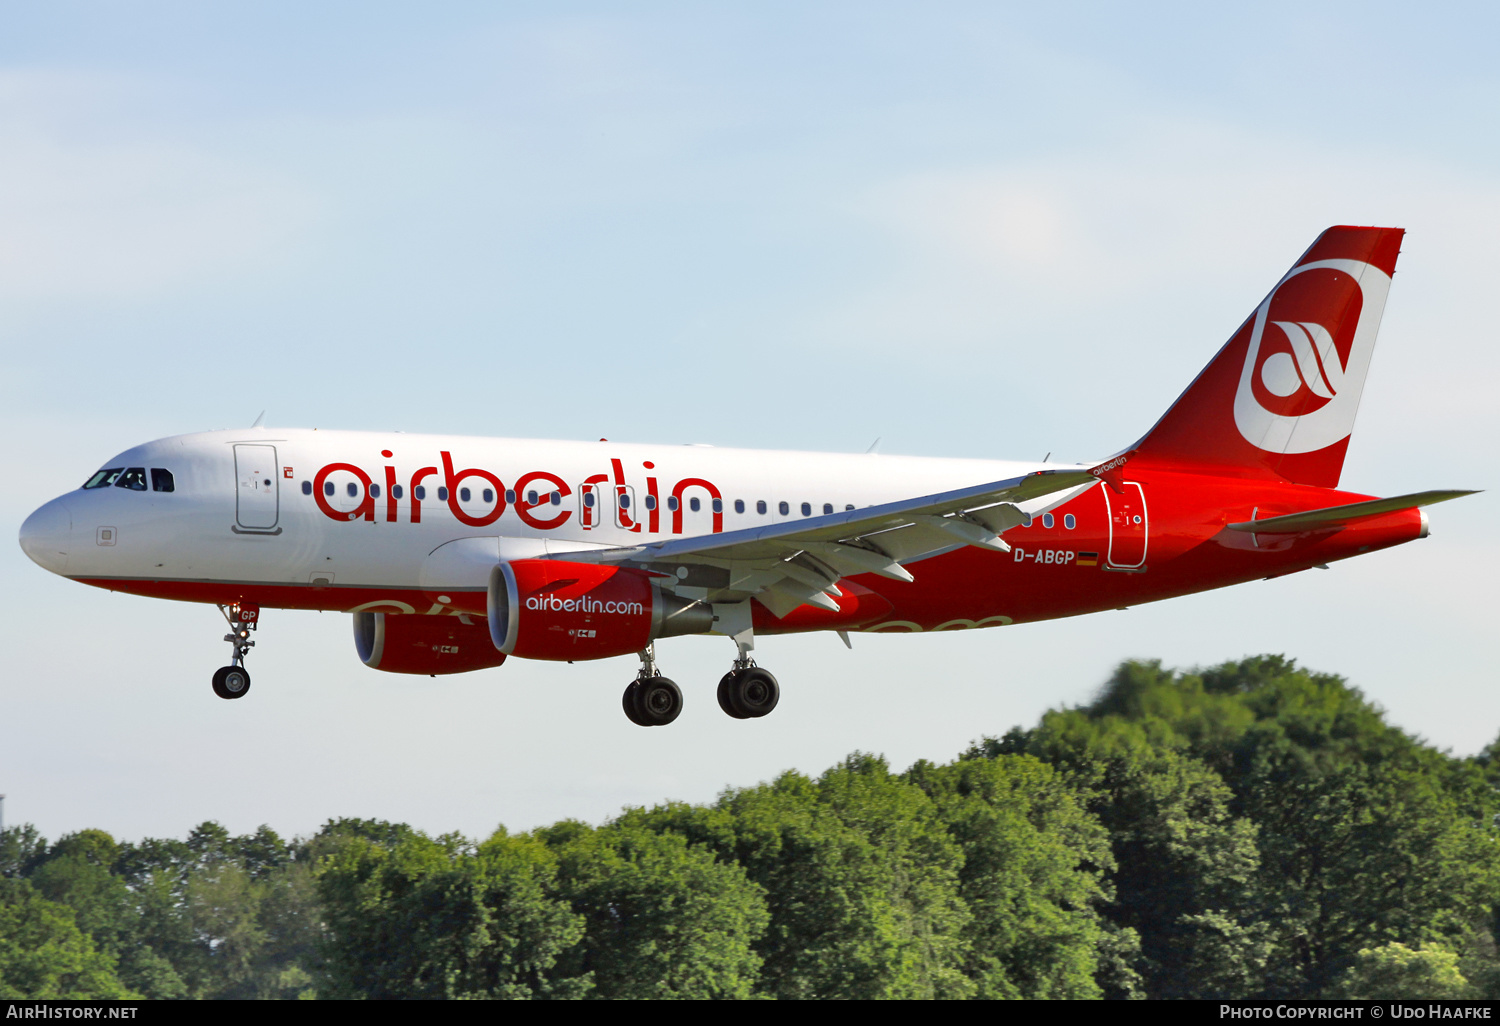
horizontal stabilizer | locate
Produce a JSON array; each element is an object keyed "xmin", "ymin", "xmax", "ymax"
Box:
[{"xmin": 1227, "ymin": 489, "xmax": 1478, "ymax": 534}]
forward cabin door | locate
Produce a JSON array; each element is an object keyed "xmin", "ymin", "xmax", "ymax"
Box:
[
  {"xmin": 234, "ymin": 444, "xmax": 280, "ymax": 531},
  {"xmin": 1104, "ymin": 482, "xmax": 1148, "ymax": 569}
]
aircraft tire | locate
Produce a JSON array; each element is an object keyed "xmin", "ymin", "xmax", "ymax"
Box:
[
  {"xmin": 717, "ymin": 672, "xmax": 750, "ymax": 719},
  {"xmin": 212, "ymin": 666, "xmax": 251, "ymax": 700},
  {"xmin": 622, "ymin": 682, "xmax": 647, "ymax": 725},
  {"xmin": 724, "ymin": 667, "xmax": 779, "ymax": 719},
  {"xmin": 634, "ymin": 676, "xmax": 682, "ymax": 726}
]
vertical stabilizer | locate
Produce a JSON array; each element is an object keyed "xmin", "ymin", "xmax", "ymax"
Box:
[{"xmin": 1132, "ymin": 226, "xmax": 1403, "ymax": 487}]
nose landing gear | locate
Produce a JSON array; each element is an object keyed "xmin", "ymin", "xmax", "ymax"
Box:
[{"xmin": 212, "ymin": 602, "xmax": 258, "ymax": 700}]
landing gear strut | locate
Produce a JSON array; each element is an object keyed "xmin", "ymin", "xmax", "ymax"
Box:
[
  {"xmin": 622, "ymin": 643, "xmax": 682, "ymax": 727},
  {"xmin": 212, "ymin": 602, "xmax": 258, "ymax": 700}
]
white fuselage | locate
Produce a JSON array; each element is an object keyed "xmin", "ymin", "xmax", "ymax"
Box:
[{"xmin": 21, "ymin": 428, "xmax": 1060, "ymax": 609}]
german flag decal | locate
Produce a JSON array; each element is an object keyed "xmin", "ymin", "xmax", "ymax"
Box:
[{"xmin": 1076, "ymin": 552, "xmax": 1099, "ymax": 566}]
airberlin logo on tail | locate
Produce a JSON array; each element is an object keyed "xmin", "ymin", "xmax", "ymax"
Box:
[{"xmin": 1233, "ymin": 259, "xmax": 1391, "ymax": 455}]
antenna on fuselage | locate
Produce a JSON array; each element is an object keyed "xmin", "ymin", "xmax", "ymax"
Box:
[
  {"xmin": 250, "ymin": 411, "xmax": 266, "ymax": 428},
  {"xmin": 865, "ymin": 437, "xmax": 881, "ymax": 454}
]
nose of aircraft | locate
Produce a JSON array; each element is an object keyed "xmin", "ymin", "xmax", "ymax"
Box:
[{"xmin": 19, "ymin": 497, "xmax": 72, "ymax": 574}]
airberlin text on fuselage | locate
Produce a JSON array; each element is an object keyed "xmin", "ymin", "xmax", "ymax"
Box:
[{"xmin": 310, "ymin": 451, "xmax": 724, "ymax": 535}]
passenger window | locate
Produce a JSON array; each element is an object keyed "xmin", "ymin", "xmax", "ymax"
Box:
[
  {"xmin": 779, "ymin": 501, "xmax": 789, "ymax": 515},
  {"xmin": 734, "ymin": 499, "xmax": 745, "ymax": 514},
  {"xmin": 689, "ymin": 497, "xmax": 701, "ymax": 512},
  {"xmin": 301, "ymin": 480, "xmax": 312, "ymax": 496},
  {"xmin": 757, "ymin": 500, "xmax": 767, "ymax": 515},
  {"xmin": 667, "ymin": 496, "xmax": 679, "ymax": 511},
  {"xmin": 1042, "ymin": 513, "xmax": 1054, "ymax": 529},
  {"xmin": 1021, "ymin": 513, "xmax": 1033, "ymax": 527},
  {"xmin": 151, "ymin": 469, "xmax": 175, "ymax": 493},
  {"xmin": 800, "ymin": 502, "xmax": 811, "ymax": 516},
  {"xmin": 527, "ymin": 490, "xmax": 538, "ymax": 505},
  {"xmin": 550, "ymin": 491, "xmax": 561, "ymax": 505},
  {"xmin": 1064, "ymin": 514, "xmax": 1076, "ymax": 529},
  {"xmin": 115, "ymin": 468, "xmax": 148, "ymax": 491},
  {"xmin": 645, "ymin": 495, "xmax": 657, "ymax": 510},
  {"xmin": 414, "ymin": 485, "xmax": 426, "ymax": 500},
  {"xmin": 347, "ymin": 483, "xmax": 359, "ymax": 498},
  {"xmin": 392, "ymin": 485, "xmax": 404, "ymax": 499},
  {"xmin": 823, "ymin": 503, "xmax": 833, "ymax": 515},
  {"xmin": 83, "ymin": 468, "xmax": 124, "ymax": 489},
  {"xmin": 459, "ymin": 487, "xmax": 471, "ymax": 502},
  {"xmin": 712, "ymin": 498, "xmax": 723, "ymax": 513},
  {"xmin": 620, "ymin": 494, "xmax": 631, "ymax": 509},
  {"xmin": 325, "ymin": 482, "xmax": 335, "ymax": 497},
  {"xmin": 584, "ymin": 492, "xmax": 596, "ymax": 508},
  {"xmin": 845, "ymin": 504, "xmax": 854, "ymax": 511},
  {"xmin": 371, "ymin": 484, "xmax": 381, "ymax": 498},
  {"xmin": 438, "ymin": 487, "xmax": 449, "ymax": 501}
]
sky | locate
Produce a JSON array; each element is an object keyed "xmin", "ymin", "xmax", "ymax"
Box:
[{"xmin": 2, "ymin": 2, "xmax": 1497, "ymax": 843}]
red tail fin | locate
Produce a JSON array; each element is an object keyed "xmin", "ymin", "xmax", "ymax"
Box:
[{"xmin": 1133, "ymin": 226, "xmax": 1403, "ymax": 487}]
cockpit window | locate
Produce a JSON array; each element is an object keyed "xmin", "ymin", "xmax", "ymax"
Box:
[
  {"xmin": 114, "ymin": 468, "xmax": 149, "ymax": 491},
  {"xmin": 151, "ymin": 469, "xmax": 175, "ymax": 493},
  {"xmin": 83, "ymin": 468, "xmax": 124, "ymax": 489}
]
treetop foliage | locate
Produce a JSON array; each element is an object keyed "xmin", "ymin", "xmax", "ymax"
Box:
[{"xmin": 5, "ymin": 654, "xmax": 1499, "ymax": 1000}]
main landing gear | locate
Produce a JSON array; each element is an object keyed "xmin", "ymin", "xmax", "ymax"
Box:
[
  {"xmin": 623, "ymin": 644, "xmax": 683, "ymax": 727},
  {"xmin": 212, "ymin": 602, "xmax": 258, "ymax": 700},
  {"xmin": 619, "ymin": 638, "xmax": 780, "ymax": 726},
  {"xmin": 717, "ymin": 660, "xmax": 780, "ymax": 720}
]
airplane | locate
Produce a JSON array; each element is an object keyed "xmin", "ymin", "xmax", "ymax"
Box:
[{"xmin": 17, "ymin": 225, "xmax": 1476, "ymax": 726}]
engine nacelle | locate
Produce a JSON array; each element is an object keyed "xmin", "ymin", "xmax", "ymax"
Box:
[
  {"xmin": 353, "ymin": 611, "xmax": 508, "ymax": 675},
  {"xmin": 488, "ymin": 559, "xmax": 713, "ymax": 661}
]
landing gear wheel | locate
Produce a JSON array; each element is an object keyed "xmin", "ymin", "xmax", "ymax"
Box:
[
  {"xmin": 719, "ymin": 667, "xmax": 779, "ymax": 719},
  {"xmin": 212, "ymin": 665, "xmax": 251, "ymax": 700},
  {"xmin": 717, "ymin": 671, "xmax": 750, "ymax": 719},
  {"xmin": 623, "ymin": 681, "xmax": 648, "ymax": 726},
  {"xmin": 627, "ymin": 676, "xmax": 682, "ymax": 727}
]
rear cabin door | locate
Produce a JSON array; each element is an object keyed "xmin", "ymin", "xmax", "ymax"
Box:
[
  {"xmin": 1104, "ymin": 482, "xmax": 1148, "ymax": 569},
  {"xmin": 234, "ymin": 444, "xmax": 280, "ymax": 531}
]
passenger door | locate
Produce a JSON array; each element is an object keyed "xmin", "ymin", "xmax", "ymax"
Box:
[{"xmin": 234, "ymin": 444, "xmax": 280, "ymax": 531}]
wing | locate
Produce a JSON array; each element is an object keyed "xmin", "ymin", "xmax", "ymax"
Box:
[{"xmin": 547, "ymin": 465, "xmax": 1103, "ymax": 618}]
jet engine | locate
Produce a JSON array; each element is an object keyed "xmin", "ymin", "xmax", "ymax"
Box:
[
  {"xmin": 353, "ymin": 611, "xmax": 507, "ymax": 674},
  {"xmin": 488, "ymin": 559, "xmax": 713, "ymax": 660}
]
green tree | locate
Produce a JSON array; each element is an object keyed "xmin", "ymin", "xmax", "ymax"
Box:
[
  {"xmin": 997, "ymin": 694, "xmax": 1262, "ymax": 998},
  {"xmin": 1335, "ymin": 942, "xmax": 1470, "ymax": 999},
  {"xmin": 540, "ymin": 820, "xmax": 768, "ymax": 999},
  {"xmin": 629, "ymin": 754, "xmax": 971, "ymax": 999},
  {"xmin": 904, "ymin": 752, "xmax": 1118, "ymax": 998},
  {"xmin": 0, "ymin": 879, "xmax": 135, "ymax": 999},
  {"xmin": 316, "ymin": 825, "xmax": 586, "ymax": 998}
]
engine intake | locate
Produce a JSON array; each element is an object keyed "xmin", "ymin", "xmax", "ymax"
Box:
[{"xmin": 489, "ymin": 559, "xmax": 712, "ymax": 661}]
